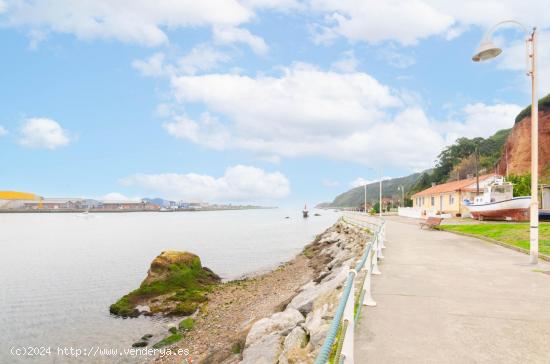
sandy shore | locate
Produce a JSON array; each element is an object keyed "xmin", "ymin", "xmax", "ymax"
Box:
[{"xmin": 155, "ymin": 236, "xmax": 321, "ymax": 363}]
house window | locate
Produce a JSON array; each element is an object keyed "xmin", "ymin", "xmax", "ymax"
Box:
[
  {"xmin": 449, "ymin": 194, "xmax": 454, "ymax": 205},
  {"xmin": 431, "ymin": 196, "xmax": 435, "ymax": 206}
]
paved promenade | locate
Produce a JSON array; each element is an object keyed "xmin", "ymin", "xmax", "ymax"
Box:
[{"xmin": 355, "ymin": 216, "xmax": 550, "ymax": 364}]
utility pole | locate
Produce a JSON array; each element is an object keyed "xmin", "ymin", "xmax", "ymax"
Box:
[{"xmin": 475, "ymin": 145, "xmax": 480, "ymax": 195}]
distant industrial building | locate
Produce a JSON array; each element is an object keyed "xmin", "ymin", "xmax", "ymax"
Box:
[
  {"xmin": 0, "ymin": 191, "xmax": 159, "ymax": 211},
  {"xmin": 0, "ymin": 191, "xmax": 42, "ymax": 209}
]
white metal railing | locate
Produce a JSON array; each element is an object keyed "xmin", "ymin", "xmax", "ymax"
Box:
[{"xmin": 314, "ymin": 212, "xmax": 386, "ymax": 364}]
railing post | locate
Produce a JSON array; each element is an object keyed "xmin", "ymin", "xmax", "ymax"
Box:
[
  {"xmin": 380, "ymin": 223, "xmax": 386, "ymax": 249},
  {"xmin": 372, "ymin": 236, "xmax": 382, "ymax": 275},
  {"xmin": 362, "ymin": 248, "xmax": 377, "ymax": 306},
  {"xmin": 340, "ymin": 269, "xmax": 356, "ymax": 363}
]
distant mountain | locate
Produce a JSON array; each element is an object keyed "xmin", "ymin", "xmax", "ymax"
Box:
[{"xmin": 318, "ymin": 172, "xmax": 422, "ymax": 208}]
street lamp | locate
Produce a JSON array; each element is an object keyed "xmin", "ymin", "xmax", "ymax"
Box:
[
  {"xmin": 398, "ymin": 185, "xmax": 405, "ymax": 207},
  {"xmin": 472, "ymin": 20, "xmax": 539, "ymax": 264},
  {"xmin": 364, "ymin": 184, "xmax": 367, "ymax": 213}
]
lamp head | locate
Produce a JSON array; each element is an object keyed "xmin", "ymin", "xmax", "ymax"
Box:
[{"xmin": 472, "ymin": 40, "xmax": 502, "ymax": 62}]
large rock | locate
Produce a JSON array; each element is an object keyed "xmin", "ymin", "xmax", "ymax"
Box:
[
  {"xmin": 240, "ymin": 333, "xmax": 282, "ymax": 364},
  {"xmin": 304, "ymin": 304, "xmax": 331, "ymax": 349},
  {"xmin": 278, "ymin": 326, "xmax": 308, "ymax": 364},
  {"xmin": 110, "ymin": 250, "xmax": 220, "ymax": 317},
  {"xmin": 288, "ymin": 265, "xmax": 349, "ymax": 316},
  {"xmin": 245, "ymin": 308, "xmax": 305, "ymax": 347},
  {"xmin": 141, "ymin": 251, "xmax": 219, "ymax": 286}
]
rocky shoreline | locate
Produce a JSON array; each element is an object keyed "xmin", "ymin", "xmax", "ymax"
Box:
[{"xmin": 153, "ymin": 217, "xmax": 371, "ymax": 363}]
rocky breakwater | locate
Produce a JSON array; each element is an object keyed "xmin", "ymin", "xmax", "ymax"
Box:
[
  {"xmin": 110, "ymin": 251, "xmax": 220, "ymax": 318},
  {"xmin": 238, "ymin": 219, "xmax": 370, "ymax": 364}
]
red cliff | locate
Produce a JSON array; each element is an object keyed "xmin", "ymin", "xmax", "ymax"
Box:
[{"xmin": 498, "ymin": 109, "xmax": 550, "ymax": 183}]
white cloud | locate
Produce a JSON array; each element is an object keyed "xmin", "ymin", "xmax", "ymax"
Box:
[
  {"xmin": 349, "ymin": 176, "xmax": 392, "ymax": 188},
  {"xmin": 322, "ymin": 179, "xmax": 340, "ymax": 188},
  {"xmin": 0, "ymin": 125, "xmax": 7, "ymax": 136},
  {"xmin": 213, "ymin": 26, "xmax": 268, "ymax": 55},
  {"xmin": 309, "ymin": 0, "xmax": 454, "ymax": 45},
  {"xmin": 100, "ymin": 192, "xmax": 141, "ymax": 201},
  {"xmin": 497, "ymin": 30, "xmax": 550, "ymax": 96},
  {"xmin": 307, "ymin": 0, "xmax": 550, "ymax": 55},
  {"xmin": 377, "ymin": 48, "xmax": 416, "ymax": 69},
  {"xmin": 331, "ymin": 50, "xmax": 358, "ymax": 73},
  {"xmin": 18, "ymin": 118, "xmax": 71, "ymax": 150},
  {"xmin": 350, "ymin": 177, "xmax": 375, "ymax": 188},
  {"xmin": 133, "ymin": 45, "xmax": 232, "ymax": 79},
  {"xmin": 170, "ymin": 63, "xmax": 400, "ymax": 136},
  {"xmin": 120, "ymin": 165, "xmax": 290, "ymax": 202},
  {"xmin": 241, "ymin": 0, "xmax": 304, "ymax": 11},
  {"xmin": 165, "ymin": 63, "xmax": 449, "ymax": 170},
  {"xmin": 439, "ymin": 103, "xmax": 522, "ymax": 145},
  {"xmin": 178, "ymin": 44, "xmax": 232, "ymax": 75},
  {"xmin": 161, "ymin": 62, "xmax": 523, "ymax": 171},
  {"xmin": 1, "ymin": 0, "xmax": 253, "ymax": 46},
  {"xmin": 132, "ymin": 53, "xmax": 166, "ymax": 77}
]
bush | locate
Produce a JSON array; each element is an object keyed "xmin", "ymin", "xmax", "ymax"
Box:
[{"xmin": 507, "ymin": 174, "xmax": 531, "ymax": 196}]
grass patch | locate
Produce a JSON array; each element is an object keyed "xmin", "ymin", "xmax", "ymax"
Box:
[
  {"xmin": 303, "ymin": 246, "xmax": 315, "ymax": 259},
  {"xmin": 440, "ymin": 222, "xmax": 550, "ymax": 255},
  {"xmin": 230, "ymin": 340, "xmax": 244, "ymax": 354},
  {"xmin": 152, "ymin": 332, "xmax": 183, "ymax": 348},
  {"xmin": 170, "ymin": 289, "xmax": 208, "ymax": 303},
  {"xmin": 172, "ymin": 302, "xmax": 198, "ymax": 315},
  {"xmin": 178, "ymin": 318, "xmax": 195, "ymax": 331},
  {"xmin": 109, "ymin": 295, "xmax": 138, "ymax": 317}
]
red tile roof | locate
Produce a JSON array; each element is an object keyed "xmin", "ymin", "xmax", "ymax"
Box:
[{"xmin": 412, "ymin": 174, "xmax": 495, "ymax": 197}]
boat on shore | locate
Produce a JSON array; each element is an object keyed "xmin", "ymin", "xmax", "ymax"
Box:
[{"xmin": 465, "ymin": 176, "xmax": 530, "ymax": 221}]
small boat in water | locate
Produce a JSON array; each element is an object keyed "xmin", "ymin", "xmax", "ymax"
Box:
[
  {"xmin": 465, "ymin": 176, "xmax": 530, "ymax": 221},
  {"xmin": 302, "ymin": 204, "xmax": 309, "ymax": 218}
]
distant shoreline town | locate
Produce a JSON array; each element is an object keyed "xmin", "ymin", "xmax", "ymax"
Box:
[{"xmin": 0, "ymin": 191, "xmax": 273, "ymax": 213}]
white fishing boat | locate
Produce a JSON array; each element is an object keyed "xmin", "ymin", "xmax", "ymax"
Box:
[{"xmin": 464, "ymin": 176, "xmax": 530, "ymax": 221}]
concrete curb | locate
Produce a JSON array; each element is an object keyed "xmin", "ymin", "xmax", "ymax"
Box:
[{"xmin": 440, "ymin": 228, "xmax": 550, "ymax": 263}]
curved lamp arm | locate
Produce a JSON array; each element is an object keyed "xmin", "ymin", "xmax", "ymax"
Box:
[{"xmin": 481, "ymin": 19, "xmax": 529, "ymax": 42}]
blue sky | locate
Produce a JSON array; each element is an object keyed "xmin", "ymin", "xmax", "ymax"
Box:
[{"xmin": 0, "ymin": 1, "xmax": 549, "ymax": 206}]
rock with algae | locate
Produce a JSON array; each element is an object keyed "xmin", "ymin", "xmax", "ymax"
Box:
[{"xmin": 109, "ymin": 251, "xmax": 220, "ymax": 317}]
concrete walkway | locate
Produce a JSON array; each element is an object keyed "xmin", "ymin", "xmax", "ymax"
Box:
[{"xmin": 355, "ymin": 216, "xmax": 550, "ymax": 364}]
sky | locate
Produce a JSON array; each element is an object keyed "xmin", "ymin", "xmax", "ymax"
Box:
[{"xmin": 1, "ymin": 0, "xmax": 549, "ymax": 206}]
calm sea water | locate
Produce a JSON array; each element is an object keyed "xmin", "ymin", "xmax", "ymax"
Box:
[{"xmin": 0, "ymin": 208, "xmax": 340, "ymax": 363}]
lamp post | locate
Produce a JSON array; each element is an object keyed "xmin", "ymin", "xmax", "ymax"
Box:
[
  {"xmin": 379, "ymin": 173, "xmax": 383, "ymax": 217},
  {"xmin": 472, "ymin": 20, "xmax": 538, "ymax": 264},
  {"xmin": 364, "ymin": 184, "xmax": 367, "ymax": 213},
  {"xmin": 398, "ymin": 185, "xmax": 405, "ymax": 207}
]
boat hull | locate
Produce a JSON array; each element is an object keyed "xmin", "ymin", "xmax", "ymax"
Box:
[{"xmin": 467, "ymin": 197, "xmax": 531, "ymax": 222}]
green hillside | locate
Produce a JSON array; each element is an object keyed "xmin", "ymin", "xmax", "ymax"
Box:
[
  {"xmin": 514, "ymin": 93, "xmax": 550, "ymax": 123},
  {"xmin": 319, "ymin": 172, "xmax": 422, "ymax": 208}
]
